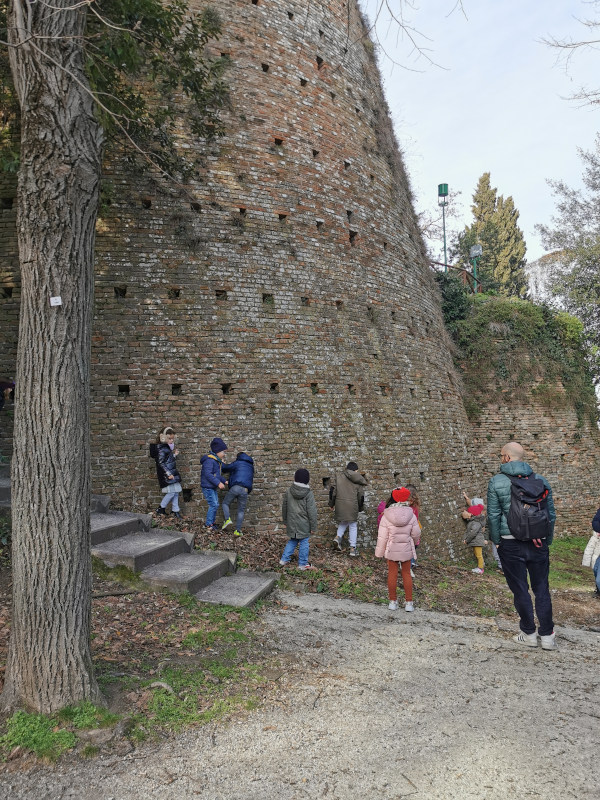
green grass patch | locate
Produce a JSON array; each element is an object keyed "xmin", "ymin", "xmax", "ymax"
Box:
[
  {"xmin": 56, "ymin": 701, "xmax": 119, "ymax": 729},
  {"xmin": 91, "ymin": 556, "xmax": 142, "ymax": 587},
  {"xmin": 549, "ymin": 536, "xmax": 590, "ymax": 589},
  {"xmin": 181, "ymin": 603, "xmax": 257, "ymax": 649},
  {"xmin": 0, "ymin": 711, "xmax": 77, "ymax": 761}
]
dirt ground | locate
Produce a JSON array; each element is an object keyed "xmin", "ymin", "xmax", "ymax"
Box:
[{"xmin": 0, "ymin": 590, "xmax": 598, "ymax": 800}]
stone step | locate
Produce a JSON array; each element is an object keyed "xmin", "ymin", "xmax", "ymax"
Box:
[
  {"xmin": 91, "ymin": 494, "xmax": 110, "ymax": 514},
  {"xmin": 91, "ymin": 529, "xmax": 188, "ymax": 571},
  {"xmin": 141, "ymin": 551, "xmax": 234, "ymax": 594},
  {"xmin": 194, "ymin": 570, "xmax": 278, "ymax": 608},
  {"xmin": 91, "ymin": 510, "xmax": 151, "ymax": 546}
]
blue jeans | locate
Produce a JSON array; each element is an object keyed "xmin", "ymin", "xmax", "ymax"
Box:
[
  {"xmin": 222, "ymin": 485, "xmax": 249, "ymax": 529},
  {"xmin": 202, "ymin": 487, "xmax": 220, "ymax": 526},
  {"xmin": 593, "ymin": 556, "xmax": 600, "ymax": 592},
  {"xmin": 160, "ymin": 491, "xmax": 180, "ymax": 512},
  {"xmin": 498, "ymin": 538, "xmax": 554, "ymax": 636},
  {"xmin": 281, "ymin": 536, "xmax": 310, "ymax": 567}
]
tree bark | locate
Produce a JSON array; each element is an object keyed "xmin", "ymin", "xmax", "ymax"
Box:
[{"xmin": 1, "ymin": 0, "xmax": 103, "ymax": 712}]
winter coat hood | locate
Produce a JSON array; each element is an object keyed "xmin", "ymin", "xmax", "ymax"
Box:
[
  {"xmin": 500, "ymin": 461, "xmax": 533, "ymax": 478},
  {"xmin": 290, "ymin": 483, "xmax": 311, "ymax": 500},
  {"xmin": 382, "ymin": 503, "xmax": 415, "ymax": 527}
]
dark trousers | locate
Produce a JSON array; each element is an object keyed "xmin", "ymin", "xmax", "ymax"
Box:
[{"xmin": 498, "ymin": 538, "xmax": 554, "ymax": 636}]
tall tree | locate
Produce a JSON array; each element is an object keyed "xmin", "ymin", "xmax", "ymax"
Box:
[
  {"xmin": 452, "ymin": 172, "xmax": 528, "ymax": 296},
  {"xmin": 536, "ymin": 135, "xmax": 600, "ymax": 382},
  {"xmin": 0, "ymin": 0, "xmax": 227, "ymax": 713}
]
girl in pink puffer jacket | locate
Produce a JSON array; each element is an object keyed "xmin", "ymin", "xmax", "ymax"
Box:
[{"xmin": 375, "ymin": 487, "xmax": 420, "ymax": 612}]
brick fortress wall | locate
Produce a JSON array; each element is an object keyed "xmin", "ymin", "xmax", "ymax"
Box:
[
  {"xmin": 468, "ymin": 395, "xmax": 600, "ymax": 536},
  {"xmin": 87, "ymin": 0, "xmax": 481, "ymax": 555},
  {"xmin": 12, "ymin": 1, "xmax": 595, "ymax": 556}
]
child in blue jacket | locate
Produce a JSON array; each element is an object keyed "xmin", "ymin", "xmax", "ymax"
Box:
[
  {"xmin": 221, "ymin": 452, "xmax": 254, "ymax": 536},
  {"xmin": 200, "ymin": 437, "xmax": 228, "ymax": 530}
]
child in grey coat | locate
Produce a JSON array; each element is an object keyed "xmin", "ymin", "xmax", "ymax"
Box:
[
  {"xmin": 462, "ymin": 501, "xmax": 488, "ymax": 575},
  {"xmin": 279, "ymin": 468, "xmax": 317, "ymax": 571}
]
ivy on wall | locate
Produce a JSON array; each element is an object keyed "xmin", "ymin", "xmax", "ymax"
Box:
[{"xmin": 435, "ymin": 274, "xmax": 599, "ymax": 427}]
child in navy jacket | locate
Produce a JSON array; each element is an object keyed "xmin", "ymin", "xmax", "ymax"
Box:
[
  {"xmin": 200, "ymin": 437, "xmax": 228, "ymax": 530},
  {"xmin": 221, "ymin": 452, "xmax": 254, "ymax": 536}
]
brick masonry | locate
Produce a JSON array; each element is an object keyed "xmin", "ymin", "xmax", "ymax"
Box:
[{"xmin": 1, "ymin": 0, "xmax": 598, "ymax": 555}]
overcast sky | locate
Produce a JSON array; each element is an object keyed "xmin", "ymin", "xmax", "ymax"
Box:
[{"xmin": 360, "ymin": 0, "xmax": 600, "ymax": 262}]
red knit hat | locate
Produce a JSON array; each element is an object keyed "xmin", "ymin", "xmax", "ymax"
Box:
[
  {"xmin": 468, "ymin": 504, "xmax": 484, "ymax": 516},
  {"xmin": 392, "ymin": 487, "xmax": 411, "ymax": 503}
]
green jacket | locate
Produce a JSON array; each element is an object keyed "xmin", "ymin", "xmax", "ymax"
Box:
[
  {"xmin": 486, "ymin": 461, "xmax": 556, "ymax": 545},
  {"xmin": 282, "ymin": 483, "xmax": 318, "ymax": 539}
]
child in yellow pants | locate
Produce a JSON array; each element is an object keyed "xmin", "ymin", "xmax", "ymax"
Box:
[{"xmin": 462, "ymin": 496, "xmax": 487, "ymax": 575}]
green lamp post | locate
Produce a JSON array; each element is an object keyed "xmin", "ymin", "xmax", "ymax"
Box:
[{"xmin": 438, "ymin": 183, "xmax": 449, "ymax": 271}]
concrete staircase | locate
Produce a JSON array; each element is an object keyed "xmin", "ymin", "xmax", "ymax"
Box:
[
  {"xmin": 2, "ymin": 476, "xmax": 277, "ymax": 607},
  {"xmin": 92, "ymin": 496, "xmax": 278, "ymax": 606}
]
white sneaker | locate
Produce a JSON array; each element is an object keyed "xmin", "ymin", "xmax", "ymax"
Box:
[
  {"xmin": 405, "ymin": 601, "xmax": 414, "ymax": 612},
  {"xmin": 513, "ymin": 631, "xmax": 538, "ymax": 647},
  {"xmin": 388, "ymin": 600, "xmax": 398, "ymax": 611},
  {"xmin": 471, "ymin": 567, "xmax": 484, "ymax": 575},
  {"xmin": 540, "ymin": 632, "xmax": 556, "ymax": 651},
  {"xmin": 410, "ymin": 568, "xmax": 415, "ymax": 578}
]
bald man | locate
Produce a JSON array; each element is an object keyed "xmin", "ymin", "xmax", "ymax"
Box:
[{"xmin": 487, "ymin": 441, "xmax": 557, "ymax": 650}]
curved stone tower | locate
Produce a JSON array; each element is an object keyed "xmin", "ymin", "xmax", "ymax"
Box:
[{"xmin": 2, "ymin": 0, "xmax": 481, "ymax": 554}]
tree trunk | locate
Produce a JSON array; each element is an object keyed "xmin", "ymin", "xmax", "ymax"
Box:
[{"xmin": 1, "ymin": 0, "xmax": 103, "ymax": 712}]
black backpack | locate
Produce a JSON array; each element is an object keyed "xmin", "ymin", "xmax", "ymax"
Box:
[{"xmin": 506, "ymin": 474, "xmax": 551, "ymax": 541}]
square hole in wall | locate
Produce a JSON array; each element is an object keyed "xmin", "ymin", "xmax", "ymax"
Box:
[
  {"xmin": 316, "ymin": 220, "xmax": 324, "ymax": 229},
  {"xmin": 274, "ymin": 137, "xmax": 284, "ymax": 146},
  {"xmin": 288, "ymin": 11, "xmax": 294, "ymax": 19},
  {"xmin": 216, "ymin": 290, "xmax": 228, "ymax": 301},
  {"xmin": 118, "ymin": 385, "xmax": 130, "ymax": 397},
  {"xmin": 383, "ymin": 242, "xmax": 388, "ymax": 250},
  {"xmin": 419, "ymin": 472, "xmax": 425, "ymax": 481},
  {"xmin": 190, "ymin": 202, "xmax": 201, "ymax": 212},
  {"xmin": 221, "ymin": 383, "xmax": 233, "ymax": 395},
  {"xmin": 261, "ymin": 63, "xmax": 269, "ymax": 72},
  {"xmin": 322, "ymin": 476, "xmax": 331, "ymax": 488},
  {"xmin": 349, "ymin": 230, "xmax": 357, "ymax": 245},
  {"xmin": 310, "ymin": 383, "xmax": 318, "ymax": 394},
  {"xmin": 301, "ymin": 297, "xmax": 310, "ymax": 306},
  {"xmin": 182, "ymin": 488, "xmax": 194, "ymax": 503},
  {"xmin": 300, "ymin": 78, "xmax": 308, "ymax": 86},
  {"xmin": 1, "ymin": 198, "xmax": 14, "ymax": 210},
  {"xmin": 141, "ymin": 196, "xmax": 152, "ymax": 208},
  {"xmin": 347, "ymin": 383, "xmax": 356, "ymax": 395},
  {"xmin": 336, "ymin": 300, "xmax": 344, "ymax": 309},
  {"xmin": 262, "ymin": 293, "xmax": 274, "ymax": 306},
  {"xmin": 312, "ymin": 149, "xmax": 319, "ymax": 157},
  {"xmin": 409, "ymin": 388, "xmax": 415, "ymax": 397},
  {"xmin": 2, "ymin": 287, "xmax": 13, "ymax": 299},
  {"xmin": 167, "ymin": 288, "xmax": 180, "ymax": 299},
  {"xmin": 172, "ymin": 384, "xmax": 182, "ymax": 395},
  {"xmin": 316, "ymin": 56, "xmax": 324, "ymax": 69},
  {"xmin": 380, "ymin": 385, "xmax": 390, "ymax": 396},
  {"xmin": 270, "ymin": 382, "xmax": 279, "ymax": 393},
  {"xmin": 114, "ymin": 285, "xmax": 127, "ymax": 298},
  {"xmin": 239, "ymin": 207, "xmax": 247, "ymax": 216},
  {"xmin": 330, "ymin": 91, "xmax": 336, "ymax": 100},
  {"xmin": 344, "ymin": 160, "xmax": 350, "ymax": 170},
  {"xmin": 278, "ymin": 213, "xmax": 287, "ymax": 221}
]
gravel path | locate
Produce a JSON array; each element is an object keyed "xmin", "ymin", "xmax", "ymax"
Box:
[{"xmin": 2, "ymin": 591, "xmax": 598, "ymax": 799}]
